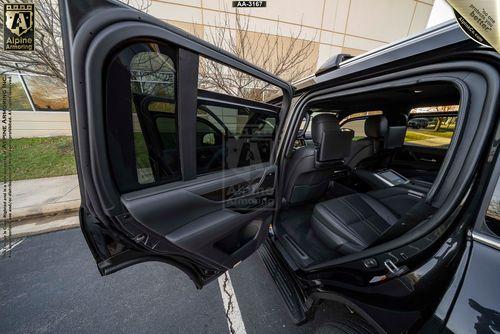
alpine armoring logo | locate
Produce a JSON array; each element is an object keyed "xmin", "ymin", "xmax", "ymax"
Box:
[{"xmin": 3, "ymin": 3, "xmax": 35, "ymax": 51}]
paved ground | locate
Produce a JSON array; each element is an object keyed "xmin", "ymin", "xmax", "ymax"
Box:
[{"xmin": 0, "ymin": 228, "xmax": 348, "ymax": 334}]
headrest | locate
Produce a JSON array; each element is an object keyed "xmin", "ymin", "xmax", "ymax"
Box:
[
  {"xmin": 384, "ymin": 126, "xmax": 406, "ymax": 149},
  {"xmin": 364, "ymin": 115, "xmax": 407, "ymax": 149},
  {"xmin": 364, "ymin": 115, "xmax": 388, "ymax": 138},
  {"xmin": 311, "ymin": 114, "xmax": 340, "ymax": 144}
]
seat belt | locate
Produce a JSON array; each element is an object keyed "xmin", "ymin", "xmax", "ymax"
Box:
[{"xmin": 370, "ymin": 199, "xmax": 437, "ymax": 246}]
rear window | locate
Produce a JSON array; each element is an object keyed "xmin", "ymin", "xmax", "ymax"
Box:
[{"xmin": 405, "ymin": 105, "xmax": 459, "ymax": 148}]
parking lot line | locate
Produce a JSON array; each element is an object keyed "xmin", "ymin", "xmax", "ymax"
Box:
[
  {"xmin": 0, "ymin": 238, "xmax": 25, "ymax": 256},
  {"xmin": 218, "ymin": 272, "xmax": 247, "ymax": 334}
]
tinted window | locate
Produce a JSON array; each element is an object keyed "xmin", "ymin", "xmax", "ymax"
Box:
[
  {"xmin": 106, "ymin": 43, "xmax": 179, "ymax": 191},
  {"xmin": 196, "ymin": 101, "xmax": 277, "ymax": 175}
]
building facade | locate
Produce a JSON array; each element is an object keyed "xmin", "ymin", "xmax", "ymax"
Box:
[{"xmin": 10, "ymin": 0, "xmax": 437, "ymax": 138}]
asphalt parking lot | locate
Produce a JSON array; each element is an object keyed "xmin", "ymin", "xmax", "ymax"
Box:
[{"xmin": 0, "ymin": 228, "xmax": 349, "ymax": 333}]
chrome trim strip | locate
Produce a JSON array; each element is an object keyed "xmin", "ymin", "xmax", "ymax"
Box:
[
  {"xmin": 374, "ymin": 173, "xmax": 395, "ymax": 187},
  {"xmin": 472, "ymin": 232, "xmax": 500, "ymax": 251}
]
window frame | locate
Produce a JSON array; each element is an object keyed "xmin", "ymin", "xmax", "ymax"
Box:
[{"xmin": 104, "ymin": 40, "xmax": 284, "ymax": 193}]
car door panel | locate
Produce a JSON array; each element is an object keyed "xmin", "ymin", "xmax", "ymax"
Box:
[
  {"xmin": 121, "ymin": 166, "xmax": 275, "ymax": 268},
  {"xmin": 391, "ymin": 145, "xmax": 446, "ymax": 179},
  {"xmin": 60, "ymin": 0, "xmax": 291, "ymax": 285}
]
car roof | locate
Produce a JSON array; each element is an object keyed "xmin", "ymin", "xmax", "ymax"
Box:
[{"xmin": 293, "ymin": 20, "xmax": 487, "ymax": 93}]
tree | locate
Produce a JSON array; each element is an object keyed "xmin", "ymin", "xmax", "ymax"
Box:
[
  {"xmin": 431, "ymin": 105, "xmax": 457, "ymax": 131},
  {"xmin": 0, "ymin": 0, "xmax": 151, "ymax": 85},
  {"xmin": 195, "ymin": 10, "xmax": 317, "ymax": 101}
]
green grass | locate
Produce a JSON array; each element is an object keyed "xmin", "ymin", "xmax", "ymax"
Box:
[
  {"xmin": 405, "ymin": 131, "xmax": 432, "ymax": 142},
  {"xmin": 416, "ymin": 129, "xmax": 454, "ymax": 138},
  {"xmin": 405, "ymin": 129, "xmax": 454, "ymax": 142},
  {"xmin": 0, "ymin": 136, "xmax": 76, "ymax": 181}
]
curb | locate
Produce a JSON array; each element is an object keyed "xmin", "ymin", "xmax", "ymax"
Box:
[
  {"xmin": 10, "ymin": 200, "xmax": 81, "ymax": 222},
  {"xmin": 2, "ymin": 211, "xmax": 80, "ymax": 240},
  {"xmin": 0, "ymin": 200, "xmax": 81, "ymax": 239}
]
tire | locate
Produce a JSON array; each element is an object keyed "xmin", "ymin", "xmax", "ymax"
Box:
[{"xmin": 315, "ymin": 319, "xmax": 376, "ymax": 334}]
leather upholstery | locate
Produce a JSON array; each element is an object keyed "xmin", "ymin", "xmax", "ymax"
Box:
[
  {"xmin": 284, "ymin": 114, "xmax": 353, "ymax": 205},
  {"xmin": 384, "ymin": 126, "xmax": 406, "ymax": 149},
  {"xmin": 317, "ymin": 129, "xmax": 354, "ymax": 162},
  {"xmin": 311, "ymin": 186, "xmax": 422, "ymax": 254},
  {"xmin": 311, "ymin": 114, "xmax": 341, "ymax": 144},
  {"xmin": 345, "ymin": 115, "xmax": 407, "ymax": 168},
  {"xmin": 365, "ymin": 115, "xmax": 388, "ymax": 139},
  {"xmin": 283, "ymin": 146, "xmax": 333, "ymax": 205}
]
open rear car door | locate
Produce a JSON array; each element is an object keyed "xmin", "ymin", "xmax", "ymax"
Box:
[{"xmin": 59, "ymin": 0, "xmax": 293, "ymax": 287}]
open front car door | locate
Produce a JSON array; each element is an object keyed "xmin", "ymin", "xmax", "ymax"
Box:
[{"xmin": 59, "ymin": 0, "xmax": 293, "ymax": 287}]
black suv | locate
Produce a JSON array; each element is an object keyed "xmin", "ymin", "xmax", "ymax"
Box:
[
  {"xmin": 407, "ymin": 117, "xmax": 429, "ymax": 129},
  {"xmin": 60, "ymin": 1, "xmax": 500, "ymax": 333}
]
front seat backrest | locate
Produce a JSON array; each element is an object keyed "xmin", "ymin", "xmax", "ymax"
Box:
[
  {"xmin": 346, "ymin": 115, "xmax": 388, "ymax": 167},
  {"xmin": 284, "ymin": 114, "xmax": 353, "ymax": 206},
  {"xmin": 313, "ymin": 114, "xmax": 354, "ymax": 163}
]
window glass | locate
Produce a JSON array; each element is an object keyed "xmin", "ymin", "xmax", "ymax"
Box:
[
  {"xmin": 405, "ymin": 106, "xmax": 458, "ymax": 148},
  {"xmin": 23, "ymin": 76, "xmax": 68, "ymax": 111},
  {"xmin": 1, "ymin": 74, "xmax": 31, "ymax": 111},
  {"xmin": 196, "ymin": 101, "xmax": 278, "ymax": 175},
  {"xmin": 106, "ymin": 43, "xmax": 179, "ymax": 191},
  {"xmin": 131, "ymin": 51, "xmax": 178, "ymax": 186},
  {"xmin": 198, "ymin": 56, "xmax": 280, "ymax": 102},
  {"xmin": 196, "ymin": 56, "xmax": 281, "ymax": 174}
]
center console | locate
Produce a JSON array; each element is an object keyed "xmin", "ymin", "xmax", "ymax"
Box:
[
  {"xmin": 374, "ymin": 169, "xmax": 410, "ymax": 187},
  {"xmin": 353, "ymin": 168, "xmax": 435, "ymax": 197}
]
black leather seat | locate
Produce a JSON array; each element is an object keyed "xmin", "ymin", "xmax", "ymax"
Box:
[
  {"xmin": 311, "ymin": 186, "xmax": 429, "ymax": 254},
  {"xmin": 345, "ymin": 115, "xmax": 406, "ymax": 168},
  {"xmin": 283, "ymin": 114, "xmax": 353, "ymax": 206}
]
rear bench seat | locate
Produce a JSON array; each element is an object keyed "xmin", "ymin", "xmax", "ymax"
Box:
[{"xmin": 311, "ymin": 186, "xmax": 430, "ymax": 255}]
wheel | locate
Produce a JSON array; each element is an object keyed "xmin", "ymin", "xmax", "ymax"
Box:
[
  {"xmin": 315, "ymin": 319, "xmax": 377, "ymax": 334},
  {"xmin": 415, "ymin": 124, "xmax": 421, "ymax": 129}
]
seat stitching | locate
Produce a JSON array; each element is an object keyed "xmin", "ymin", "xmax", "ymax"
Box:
[
  {"xmin": 341, "ymin": 197, "xmax": 383, "ymax": 236},
  {"xmin": 320, "ymin": 204, "xmax": 365, "ymax": 243},
  {"xmin": 319, "ymin": 204, "xmax": 368, "ymax": 246}
]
